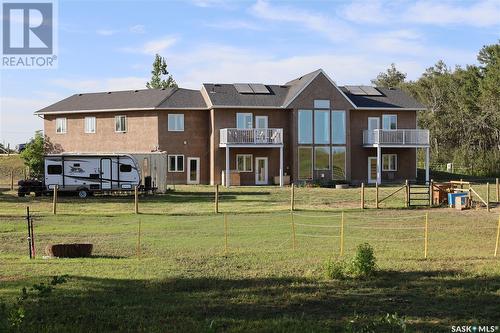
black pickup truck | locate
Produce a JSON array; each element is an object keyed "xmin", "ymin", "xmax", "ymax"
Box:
[{"xmin": 17, "ymin": 179, "xmax": 45, "ymax": 197}]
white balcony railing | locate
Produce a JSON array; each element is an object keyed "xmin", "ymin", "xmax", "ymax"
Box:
[
  {"xmin": 220, "ymin": 128, "xmax": 283, "ymax": 145},
  {"xmin": 363, "ymin": 129, "xmax": 429, "ymax": 146}
]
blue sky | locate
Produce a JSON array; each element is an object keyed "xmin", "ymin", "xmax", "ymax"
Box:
[{"xmin": 1, "ymin": 0, "xmax": 499, "ymax": 146}]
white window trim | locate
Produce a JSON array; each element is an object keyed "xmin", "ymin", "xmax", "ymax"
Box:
[
  {"xmin": 168, "ymin": 114, "xmax": 184, "ymax": 132},
  {"xmin": 298, "ymin": 147, "xmax": 313, "ymax": 180},
  {"xmin": 84, "ymin": 116, "xmax": 96, "ymax": 134},
  {"xmin": 331, "ymin": 110, "xmax": 346, "ymax": 145},
  {"xmin": 236, "ymin": 113, "xmax": 253, "ymax": 129},
  {"xmin": 168, "ymin": 154, "xmax": 185, "ymax": 172},
  {"xmin": 115, "ymin": 115, "xmax": 127, "ymax": 133},
  {"xmin": 314, "ymin": 146, "xmax": 330, "ymax": 170},
  {"xmin": 314, "ymin": 99, "xmax": 330, "ymax": 109},
  {"xmin": 56, "ymin": 118, "xmax": 67, "ymax": 134},
  {"xmin": 382, "ymin": 154, "xmax": 398, "ymax": 171},
  {"xmin": 382, "ymin": 114, "xmax": 397, "ymax": 130},
  {"xmin": 236, "ymin": 154, "xmax": 253, "ymax": 172},
  {"xmin": 298, "ymin": 109, "xmax": 313, "ymax": 144},
  {"xmin": 332, "ymin": 146, "xmax": 347, "ymax": 180}
]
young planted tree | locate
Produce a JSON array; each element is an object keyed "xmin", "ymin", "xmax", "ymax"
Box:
[
  {"xmin": 146, "ymin": 54, "xmax": 177, "ymax": 89},
  {"xmin": 20, "ymin": 131, "xmax": 44, "ymax": 178}
]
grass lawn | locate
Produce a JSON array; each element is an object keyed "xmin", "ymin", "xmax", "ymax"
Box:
[{"xmin": 0, "ymin": 185, "xmax": 499, "ymax": 332}]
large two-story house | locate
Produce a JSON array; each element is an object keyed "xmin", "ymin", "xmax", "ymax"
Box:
[{"xmin": 36, "ymin": 69, "xmax": 430, "ymax": 186}]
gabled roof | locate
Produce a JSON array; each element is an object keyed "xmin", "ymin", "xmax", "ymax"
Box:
[
  {"xmin": 35, "ymin": 88, "xmax": 207, "ymax": 114},
  {"xmin": 339, "ymin": 86, "xmax": 425, "ymax": 110},
  {"xmin": 202, "ymin": 84, "xmax": 289, "ymax": 108}
]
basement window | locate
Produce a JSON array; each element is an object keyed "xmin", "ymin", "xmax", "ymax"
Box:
[
  {"xmin": 236, "ymin": 154, "xmax": 252, "ymax": 172},
  {"xmin": 382, "ymin": 154, "xmax": 397, "ymax": 171}
]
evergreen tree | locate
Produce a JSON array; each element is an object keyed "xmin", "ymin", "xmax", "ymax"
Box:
[
  {"xmin": 146, "ymin": 54, "xmax": 177, "ymax": 89},
  {"xmin": 371, "ymin": 63, "xmax": 407, "ymax": 88}
]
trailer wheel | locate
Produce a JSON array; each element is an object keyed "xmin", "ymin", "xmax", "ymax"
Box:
[{"xmin": 78, "ymin": 189, "xmax": 89, "ymax": 199}]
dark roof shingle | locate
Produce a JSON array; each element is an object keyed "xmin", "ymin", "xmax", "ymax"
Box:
[{"xmin": 339, "ymin": 86, "xmax": 425, "ymax": 109}]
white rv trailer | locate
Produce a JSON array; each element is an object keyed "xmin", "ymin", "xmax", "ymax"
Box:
[{"xmin": 45, "ymin": 154, "xmax": 141, "ymax": 198}]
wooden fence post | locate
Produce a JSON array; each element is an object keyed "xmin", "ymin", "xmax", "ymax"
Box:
[
  {"xmin": 496, "ymin": 178, "xmax": 499, "ymax": 203},
  {"xmin": 134, "ymin": 186, "xmax": 139, "ymax": 214},
  {"xmin": 340, "ymin": 211, "xmax": 344, "ymax": 256},
  {"xmin": 52, "ymin": 186, "xmax": 58, "ymax": 215},
  {"xmin": 424, "ymin": 213, "xmax": 429, "ymax": 259},
  {"xmin": 215, "ymin": 184, "xmax": 219, "ymax": 214},
  {"xmin": 487, "ymin": 182, "xmax": 490, "ymax": 212},
  {"xmin": 291, "ymin": 212, "xmax": 296, "ymax": 250},
  {"xmin": 494, "ymin": 215, "xmax": 500, "ymax": 257},
  {"xmin": 375, "ymin": 183, "xmax": 379, "ymax": 209},
  {"xmin": 137, "ymin": 219, "xmax": 142, "ymax": 259},
  {"xmin": 290, "ymin": 183, "xmax": 295, "ymax": 211},
  {"xmin": 224, "ymin": 214, "xmax": 228, "ymax": 255},
  {"xmin": 360, "ymin": 183, "xmax": 365, "ymax": 209},
  {"xmin": 10, "ymin": 169, "xmax": 14, "ymax": 190},
  {"xmin": 429, "ymin": 180, "xmax": 433, "ymax": 207},
  {"xmin": 405, "ymin": 180, "xmax": 409, "ymax": 208}
]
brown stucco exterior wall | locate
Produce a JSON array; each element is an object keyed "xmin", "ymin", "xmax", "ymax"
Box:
[
  {"xmin": 349, "ymin": 109, "xmax": 417, "ymax": 183},
  {"xmin": 210, "ymin": 108, "xmax": 291, "ymax": 185},
  {"xmin": 287, "ymin": 72, "xmax": 354, "ymax": 183},
  {"xmin": 158, "ymin": 110, "xmax": 210, "ymax": 184},
  {"xmin": 44, "ymin": 111, "xmax": 159, "ymax": 153}
]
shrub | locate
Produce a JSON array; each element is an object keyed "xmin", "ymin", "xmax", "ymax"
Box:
[
  {"xmin": 347, "ymin": 243, "xmax": 377, "ymax": 278},
  {"xmin": 345, "ymin": 312, "xmax": 407, "ymax": 333},
  {"xmin": 323, "ymin": 258, "xmax": 346, "ymax": 280}
]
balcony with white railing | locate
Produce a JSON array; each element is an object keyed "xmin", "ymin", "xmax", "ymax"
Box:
[
  {"xmin": 363, "ymin": 129, "xmax": 429, "ymax": 147},
  {"xmin": 220, "ymin": 128, "xmax": 283, "ymax": 146}
]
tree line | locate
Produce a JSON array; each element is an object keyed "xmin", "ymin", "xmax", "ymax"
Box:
[{"xmin": 372, "ymin": 42, "xmax": 500, "ymax": 177}]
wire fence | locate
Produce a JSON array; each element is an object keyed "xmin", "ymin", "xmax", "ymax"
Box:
[{"xmin": 2, "ymin": 211, "xmax": 498, "ymax": 261}]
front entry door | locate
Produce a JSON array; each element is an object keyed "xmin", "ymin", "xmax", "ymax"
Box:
[
  {"xmin": 101, "ymin": 158, "xmax": 112, "ymax": 189},
  {"xmin": 368, "ymin": 157, "xmax": 377, "ymax": 184},
  {"xmin": 255, "ymin": 157, "xmax": 268, "ymax": 185},
  {"xmin": 187, "ymin": 157, "xmax": 200, "ymax": 184}
]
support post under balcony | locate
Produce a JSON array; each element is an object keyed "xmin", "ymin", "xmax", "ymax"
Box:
[
  {"xmin": 376, "ymin": 146, "xmax": 382, "ymax": 185},
  {"xmin": 279, "ymin": 145, "xmax": 283, "ymax": 187},
  {"xmin": 225, "ymin": 146, "xmax": 230, "ymax": 187},
  {"xmin": 425, "ymin": 147, "xmax": 430, "ymax": 184}
]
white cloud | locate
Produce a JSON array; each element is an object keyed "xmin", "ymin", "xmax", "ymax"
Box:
[
  {"xmin": 190, "ymin": 0, "xmax": 229, "ymax": 8},
  {"xmin": 49, "ymin": 76, "xmax": 148, "ymax": 93},
  {"xmin": 405, "ymin": 0, "xmax": 500, "ymax": 27},
  {"xmin": 341, "ymin": 1, "xmax": 389, "ymax": 24},
  {"xmin": 205, "ymin": 20, "xmax": 263, "ymax": 31},
  {"xmin": 250, "ymin": 0, "xmax": 354, "ymax": 42},
  {"xmin": 129, "ymin": 24, "xmax": 146, "ymax": 34},
  {"xmin": 121, "ymin": 36, "xmax": 178, "ymax": 55},
  {"xmin": 96, "ymin": 29, "xmax": 118, "ymax": 36}
]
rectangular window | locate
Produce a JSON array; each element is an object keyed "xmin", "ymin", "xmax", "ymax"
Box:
[
  {"xmin": 332, "ymin": 147, "xmax": 346, "ymax": 180},
  {"xmin": 236, "ymin": 154, "xmax": 253, "ymax": 172},
  {"xmin": 120, "ymin": 164, "xmax": 132, "ymax": 173},
  {"xmin": 314, "ymin": 110, "xmax": 330, "ymax": 144},
  {"xmin": 382, "ymin": 154, "xmax": 397, "ymax": 171},
  {"xmin": 47, "ymin": 165, "xmax": 62, "ymax": 175},
  {"xmin": 56, "ymin": 118, "xmax": 66, "ymax": 134},
  {"xmin": 315, "ymin": 147, "xmax": 330, "ymax": 170},
  {"xmin": 382, "ymin": 114, "xmax": 397, "ymax": 130},
  {"xmin": 332, "ymin": 111, "xmax": 346, "ymax": 144},
  {"xmin": 236, "ymin": 113, "xmax": 253, "ymax": 129},
  {"xmin": 168, "ymin": 155, "xmax": 184, "ymax": 172},
  {"xmin": 168, "ymin": 114, "xmax": 184, "ymax": 131},
  {"xmin": 298, "ymin": 147, "xmax": 313, "ymax": 180},
  {"xmin": 115, "ymin": 115, "xmax": 127, "ymax": 132},
  {"xmin": 298, "ymin": 110, "xmax": 312, "ymax": 144},
  {"xmin": 314, "ymin": 99, "xmax": 330, "ymax": 109},
  {"xmin": 84, "ymin": 117, "xmax": 96, "ymax": 133}
]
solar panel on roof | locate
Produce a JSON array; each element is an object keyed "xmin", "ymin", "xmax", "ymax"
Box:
[
  {"xmin": 345, "ymin": 85, "xmax": 366, "ymax": 95},
  {"xmin": 234, "ymin": 83, "xmax": 254, "ymax": 94},
  {"xmin": 359, "ymin": 86, "xmax": 382, "ymax": 96},
  {"xmin": 249, "ymin": 83, "xmax": 270, "ymax": 94}
]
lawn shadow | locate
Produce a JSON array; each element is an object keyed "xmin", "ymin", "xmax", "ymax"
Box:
[{"xmin": 10, "ymin": 269, "xmax": 500, "ymax": 332}]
